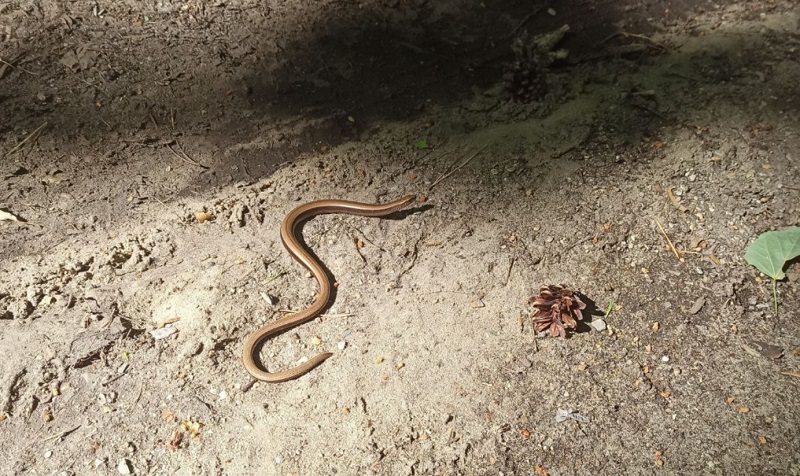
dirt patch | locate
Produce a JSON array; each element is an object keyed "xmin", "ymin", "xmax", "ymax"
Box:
[{"xmin": 1, "ymin": 1, "xmax": 799, "ymax": 474}]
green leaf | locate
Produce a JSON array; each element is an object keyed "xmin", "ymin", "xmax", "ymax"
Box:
[
  {"xmin": 413, "ymin": 139, "xmax": 429, "ymax": 150},
  {"xmin": 744, "ymin": 227, "xmax": 800, "ymax": 280}
]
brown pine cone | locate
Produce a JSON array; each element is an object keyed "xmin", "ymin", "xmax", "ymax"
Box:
[{"xmin": 529, "ymin": 284, "xmax": 586, "ymax": 337}]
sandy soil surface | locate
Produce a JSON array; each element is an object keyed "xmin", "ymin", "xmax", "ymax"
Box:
[{"xmin": 1, "ymin": 0, "xmax": 799, "ymax": 474}]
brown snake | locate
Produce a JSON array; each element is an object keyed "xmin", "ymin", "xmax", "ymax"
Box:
[{"xmin": 242, "ymin": 195, "xmax": 417, "ymax": 382}]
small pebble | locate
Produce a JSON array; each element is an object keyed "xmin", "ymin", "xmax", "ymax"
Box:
[
  {"xmin": 44, "ymin": 450, "xmax": 52, "ymax": 459},
  {"xmin": 117, "ymin": 459, "xmax": 132, "ymax": 475},
  {"xmin": 590, "ymin": 319, "xmax": 607, "ymax": 331},
  {"xmin": 661, "ymin": 355, "xmax": 670, "ymax": 362},
  {"xmin": 150, "ymin": 326, "xmax": 178, "ymax": 340},
  {"xmin": 337, "ymin": 341, "xmax": 346, "ymax": 350}
]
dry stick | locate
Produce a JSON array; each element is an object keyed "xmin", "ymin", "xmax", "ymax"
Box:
[
  {"xmin": 598, "ymin": 31, "xmax": 668, "ymax": 51},
  {"xmin": 346, "ymin": 224, "xmax": 386, "ymax": 252},
  {"xmin": 42, "ymin": 425, "xmax": 81, "ymax": 442},
  {"xmin": 175, "ymin": 140, "xmax": 208, "ymax": 169},
  {"xmin": 655, "ymin": 219, "xmax": 682, "ymax": 261},
  {"xmin": 166, "ymin": 143, "xmax": 208, "ymax": 170},
  {"xmin": 0, "ymin": 56, "xmax": 39, "ymax": 76},
  {"xmin": 429, "ymin": 143, "xmax": 489, "ymax": 190},
  {"xmin": 552, "ymin": 126, "xmax": 594, "ymax": 158},
  {"xmin": 666, "ymin": 187, "xmax": 688, "ymax": 212},
  {"xmin": 6, "ymin": 122, "xmax": 47, "ymax": 156},
  {"xmin": 506, "ymin": 5, "xmax": 547, "ymax": 39},
  {"xmin": 504, "ymin": 256, "xmax": 516, "ymax": 286}
]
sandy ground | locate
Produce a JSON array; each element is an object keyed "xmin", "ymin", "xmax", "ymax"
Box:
[{"xmin": 1, "ymin": 1, "xmax": 799, "ymax": 475}]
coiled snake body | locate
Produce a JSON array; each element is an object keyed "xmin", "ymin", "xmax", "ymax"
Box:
[{"xmin": 242, "ymin": 195, "xmax": 416, "ymax": 383}]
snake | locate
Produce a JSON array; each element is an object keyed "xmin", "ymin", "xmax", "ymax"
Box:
[{"xmin": 242, "ymin": 195, "xmax": 417, "ymax": 383}]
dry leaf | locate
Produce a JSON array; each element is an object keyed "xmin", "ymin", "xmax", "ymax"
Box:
[
  {"xmin": 169, "ymin": 430, "xmax": 183, "ymax": 449},
  {"xmin": 156, "ymin": 316, "xmax": 181, "ymax": 328},
  {"xmin": 535, "ymin": 464, "xmax": 550, "ymax": 476},
  {"xmin": 666, "ymin": 187, "xmax": 688, "ymax": 213},
  {"xmin": 161, "ymin": 411, "xmax": 176, "ymax": 423},
  {"xmin": 660, "ymin": 390, "xmax": 671, "ymax": 399},
  {"xmin": 654, "ymin": 450, "xmax": 664, "ymax": 467},
  {"xmin": 469, "ymin": 299, "xmax": 485, "ymax": 309},
  {"xmin": 520, "ymin": 428, "xmax": 531, "ymax": 440},
  {"xmin": 726, "ymin": 397, "xmax": 735, "ymax": 404},
  {"xmin": 651, "ymin": 322, "xmax": 660, "ymax": 332},
  {"xmin": 195, "ymin": 212, "xmax": 214, "ymax": 223},
  {"xmin": 0, "ymin": 209, "xmax": 22, "ymax": 222},
  {"xmin": 758, "ymin": 436, "xmax": 767, "ymax": 445},
  {"xmin": 181, "ymin": 418, "xmax": 202, "ymax": 438},
  {"xmin": 0, "ymin": 413, "xmax": 7, "ymax": 422},
  {"xmin": 738, "ymin": 406, "xmax": 750, "ymax": 413}
]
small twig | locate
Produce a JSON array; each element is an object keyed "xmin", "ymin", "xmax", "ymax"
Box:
[
  {"xmin": 429, "ymin": 143, "xmax": 489, "ymax": 190},
  {"xmin": 265, "ymin": 271, "xmax": 288, "ymax": 285},
  {"xmin": 6, "ymin": 122, "xmax": 47, "ymax": 155},
  {"xmin": 166, "ymin": 142, "xmax": 208, "ymax": 170},
  {"xmin": 631, "ymin": 103, "xmax": 668, "ymax": 121},
  {"xmin": 395, "ymin": 237, "xmax": 421, "ymax": 283},
  {"xmin": 506, "ymin": 6, "xmax": 547, "ymax": 39},
  {"xmin": 241, "ymin": 378, "xmax": 257, "ymax": 393},
  {"xmin": 175, "ymin": 140, "xmax": 208, "ymax": 169},
  {"xmin": 781, "ymin": 371, "xmax": 800, "ymax": 378},
  {"xmin": 551, "ymin": 126, "xmax": 594, "ymax": 158},
  {"xmin": 42, "ymin": 425, "xmax": 81, "ymax": 442},
  {"xmin": 655, "ymin": 219, "xmax": 682, "ymax": 261},
  {"xmin": 0, "ymin": 56, "xmax": 39, "ymax": 76},
  {"xmin": 504, "ymin": 256, "xmax": 515, "ymax": 286},
  {"xmin": 598, "ymin": 31, "xmax": 668, "ymax": 51},
  {"xmin": 666, "ymin": 187, "xmax": 689, "ymax": 213},
  {"xmin": 346, "ymin": 224, "xmax": 387, "ymax": 252},
  {"xmin": 556, "ymin": 235, "xmax": 593, "ymax": 260}
]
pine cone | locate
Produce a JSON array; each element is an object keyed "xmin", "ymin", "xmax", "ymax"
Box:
[
  {"xmin": 503, "ymin": 61, "xmax": 547, "ymax": 103},
  {"xmin": 529, "ymin": 284, "xmax": 586, "ymax": 337}
]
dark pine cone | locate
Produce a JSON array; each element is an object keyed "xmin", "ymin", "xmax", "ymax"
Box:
[
  {"xmin": 529, "ymin": 284, "xmax": 586, "ymax": 337},
  {"xmin": 503, "ymin": 61, "xmax": 547, "ymax": 103}
]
